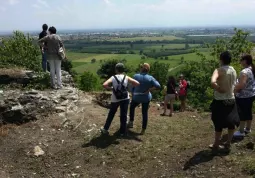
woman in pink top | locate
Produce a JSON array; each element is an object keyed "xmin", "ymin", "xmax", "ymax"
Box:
[{"xmin": 179, "ymin": 74, "xmax": 188, "ymax": 112}]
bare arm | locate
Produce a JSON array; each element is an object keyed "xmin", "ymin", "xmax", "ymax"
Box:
[
  {"xmin": 103, "ymin": 77, "xmax": 113, "ymax": 90},
  {"xmin": 211, "ymin": 69, "xmax": 225, "ymax": 93},
  {"xmin": 127, "ymin": 76, "xmax": 140, "ymax": 86},
  {"xmin": 234, "ymin": 73, "xmax": 248, "ymax": 93}
]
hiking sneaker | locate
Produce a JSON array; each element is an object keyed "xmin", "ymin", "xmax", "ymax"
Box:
[
  {"xmin": 57, "ymin": 85, "xmax": 63, "ymax": 90},
  {"xmin": 100, "ymin": 127, "xmax": 109, "ymax": 135},
  {"xmin": 244, "ymin": 128, "xmax": 252, "ymax": 134},
  {"xmin": 233, "ymin": 131, "xmax": 245, "ymax": 137},
  {"xmin": 127, "ymin": 121, "xmax": 133, "ymax": 128}
]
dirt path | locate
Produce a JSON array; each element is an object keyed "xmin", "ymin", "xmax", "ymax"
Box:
[{"xmin": 0, "ymin": 98, "xmax": 254, "ymax": 178}]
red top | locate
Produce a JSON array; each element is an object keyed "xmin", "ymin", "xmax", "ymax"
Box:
[{"xmin": 179, "ymin": 79, "xmax": 187, "ymax": 96}]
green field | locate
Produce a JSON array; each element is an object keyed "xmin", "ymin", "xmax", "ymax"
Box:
[
  {"xmin": 68, "ymin": 51, "xmax": 210, "ymax": 74},
  {"xmin": 109, "ymin": 35, "xmax": 184, "ymax": 42},
  {"xmin": 77, "ymin": 44, "xmax": 201, "ymax": 53}
]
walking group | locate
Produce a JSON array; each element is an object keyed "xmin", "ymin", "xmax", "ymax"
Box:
[
  {"xmin": 37, "ymin": 24, "xmax": 254, "ymax": 150},
  {"xmin": 99, "ymin": 51, "xmax": 254, "ymax": 152}
]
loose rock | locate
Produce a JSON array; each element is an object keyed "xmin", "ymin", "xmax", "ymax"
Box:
[{"xmin": 34, "ymin": 146, "xmax": 45, "ymax": 156}]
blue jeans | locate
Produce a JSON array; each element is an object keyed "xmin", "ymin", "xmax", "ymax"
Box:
[
  {"xmin": 42, "ymin": 53, "xmax": 47, "ymax": 72},
  {"xmin": 129, "ymin": 100, "xmax": 150, "ymax": 129},
  {"xmin": 104, "ymin": 99, "xmax": 130, "ymax": 134}
]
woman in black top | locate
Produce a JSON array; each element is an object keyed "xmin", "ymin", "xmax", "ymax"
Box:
[{"xmin": 161, "ymin": 76, "xmax": 177, "ymax": 117}]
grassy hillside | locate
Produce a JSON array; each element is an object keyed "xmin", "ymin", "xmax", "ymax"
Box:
[{"xmin": 67, "ymin": 51, "xmax": 210, "ymax": 74}]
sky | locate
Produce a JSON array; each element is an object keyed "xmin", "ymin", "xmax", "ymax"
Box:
[{"xmin": 0, "ymin": 0, "xmax": 255, "ymax": 31}]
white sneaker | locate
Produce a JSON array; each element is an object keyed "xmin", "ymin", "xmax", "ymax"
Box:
[
  {"xmin": 244, "ymin": 128, "xmax": 252, "ymax": 134},
  {"xmin": 100, "ymin": 127, "xmax": 109, "ymax": 135},
  {"xmin": 234, "ymin": 131, "xmax": 245, "ymax": 137},
  {"xmin": 127, "ymin": 121, "xmax": 133, "ymax": 128}
]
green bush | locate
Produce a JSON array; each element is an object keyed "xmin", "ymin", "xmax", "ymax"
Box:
[
  {"xmin": 0, "ymin": 31, "xmax": 41, "ymax": 71},
  {"xmin": 26, "ymin": 72, "xmax": 51, "ymax": 90},
  {"xmin": 78, "ymin": 71, "xmax": 100, "ymax": 92},
  {"xmin": 97, "ymin": 59, "xmax": 133, "ymax": 79}
]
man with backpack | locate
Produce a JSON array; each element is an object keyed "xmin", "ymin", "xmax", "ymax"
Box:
[
  {"xmin": 127, "ymin": 63, "xmax": 161, "ymax": 135},
  {"xmin": 100, "ymin": 63, "xmax": 140, "ymax": 136}
]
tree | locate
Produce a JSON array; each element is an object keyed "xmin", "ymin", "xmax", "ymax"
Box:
[
  {"xmin": 164, "ymin": 56, "xmax": 169, "ymax": 60},
  {"xmin": 162, "ymin": 44, "xmax": 164, "ymax": 48},
  {"xmin": 150, "ymin": 62, "xmax": 170, "ymax": 86},
  {"xmin": 185, "ymin": 43, "xmax": 190, "ymax": 49},
  {"xmin": 141, "ymin": 56, "xmax": 146, "ymax": 60},
  {"xmin": 180, "ymin": 56, "xmax": 184, "ymax": 64},
  {"xmin": 149, "ymin": 62, "xmax": 170, "ymax": 99},
  {"xmin": 97, "ymin": 59, "xmax": 132, "ymax": 79},
  {"xmin": 121, "ymin": 58, "xmax": 127, "ymax": 63},
  {"xmin": 61, "ymin": 59, "xmax": 76, "ymax": 76},
  {"xmin": 130, "ymin": 43, "xmax": 134, "ymax": 49},
  {"xmin": 91, "ymin": 58, "xmax": 96, "ymax": 63},
  {"xmin": 139, "ymin": 50, "xmax": 143, "ymax": 55},
  {"xmin": 0, "ymin": 31, "xmax": 41, "ymax": 71}
]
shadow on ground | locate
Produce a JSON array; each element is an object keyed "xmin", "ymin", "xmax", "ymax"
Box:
[
  {"xmin": 82, "ymin": 130, "xmax": 142, "ymax": 149},
  {"xmin": 183, "ymin": 149, "xmax": 230, "ymax": 170}
]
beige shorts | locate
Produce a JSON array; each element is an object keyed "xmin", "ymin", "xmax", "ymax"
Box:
[{"xmin": 165, "ymin": 94, "xmax": 175, "ymax": 102}]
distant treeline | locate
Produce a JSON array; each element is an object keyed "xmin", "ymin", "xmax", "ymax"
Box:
[{"xmin": 143, "ymin": 50, "xmax": 192, "ymax": 58}]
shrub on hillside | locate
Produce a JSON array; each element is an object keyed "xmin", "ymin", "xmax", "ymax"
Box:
[
  {"xmin": 0, "ymin": 31, "xmax": 41, "ymax": 71},
  {"xmin": 91, "ymin": 58, "xmax": 96, "ymax": 63},
  {"xmin": 78, "ymin": 71, "xmax": 100, "ymax": 91},
  {"xmin": 182, "ymin": 28, "xmax": 254, "ymax": 110},
  {"xmin": 61, "ymin": 59, "xmax": 77, "ymax": 77}
]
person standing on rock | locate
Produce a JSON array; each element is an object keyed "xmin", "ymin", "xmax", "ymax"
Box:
[
  {"xmin": 100, "ymin": 63, "xmax": 140, "ymax": 136},
  {"xmin": 127, "ymin": 63, "xmax": 161, "ymax": 135},
  {"xmin": 39, "ymin": 26, "xmax": 65, "ymax": 89},
  {"xmin": 210, "ymin": 51, "xmax": 239, "ymax": 150},
  {"xmin": 234, "ymin": 54, "xmax": 255, "ymax": 137},
  {"xmin": 39, "ymin": 24, "xmax": 48, "ymax": 72}
]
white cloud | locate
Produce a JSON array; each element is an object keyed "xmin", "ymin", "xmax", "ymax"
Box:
[
  {"xmin": 8, "ymin": 0, "xmax": 19, "ymax": 5},
  {"xmin": 37, "ymin": 0, "xmax": 49, "ymax": 8},
  {"xmin": 103, "ymin": 0, "xmax": 111, "ymax": 4},
  {"xmin": 32, "ymin": 4, "xmax": 40, "ymax": 9}
]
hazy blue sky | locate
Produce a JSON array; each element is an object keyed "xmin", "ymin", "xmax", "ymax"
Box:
[{"xmin": 0, "ymin": 0, "xmax": 255, "ymax": 31}]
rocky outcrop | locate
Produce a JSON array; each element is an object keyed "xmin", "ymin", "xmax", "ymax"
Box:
[
  {"xmin": 0, "ymin": 65, "xmax": 94, "ymax": 126},
  {"xmin": 94, "ymin": 92, "xmax": 111, "ymax": 109},
  {"xmin": 0, "ymin": 87, "xmax": 93, "ymax": 125},
  {"xmin": 0, "ymin": 69, "xmax": 74, "ymax": 87}
]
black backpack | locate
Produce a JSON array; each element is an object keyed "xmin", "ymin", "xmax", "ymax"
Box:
[{"xmin": 113, "ymin": 75, "xmax": 128, "ymax": 100}]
